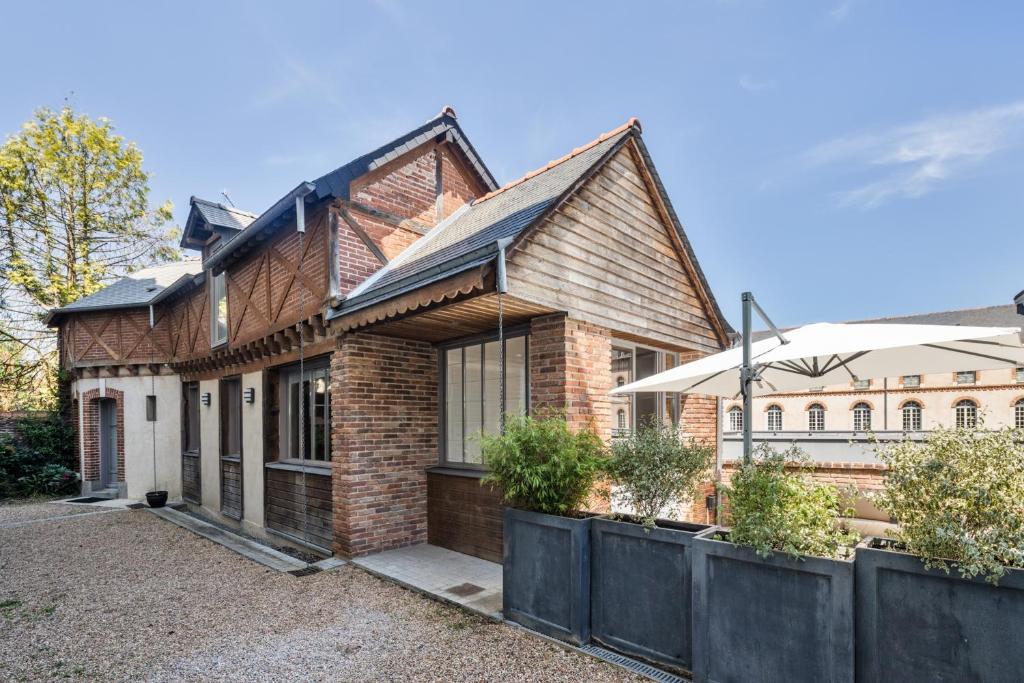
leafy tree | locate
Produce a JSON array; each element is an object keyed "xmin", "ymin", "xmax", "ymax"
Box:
[
  {"xmin": 719, "ymin": 444, "xmax": 858, "ymax": 560},
  {"xmin": 606, "ymin": 417, "xmax": 714, "ymax": 527},
  {"xmin": 481, "ymin": 413, "xmax": 607, "ymax": 516},
  {"xmin": 0, "ymin": 106, "xmax": 178, "ymax": 406},
  {"xmin": 875, "ymin": 425, "xmax": 1024, "ymax": 584}
]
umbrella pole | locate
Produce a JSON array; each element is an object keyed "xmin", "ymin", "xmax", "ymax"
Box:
[{"xmin": 741, "ymin": 292, "xmax": 753, "ymax": 464}]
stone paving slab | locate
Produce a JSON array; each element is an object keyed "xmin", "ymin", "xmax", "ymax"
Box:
[{"xmin": 352, "ymin": 543, "xmax": 503, "ymax": 620}]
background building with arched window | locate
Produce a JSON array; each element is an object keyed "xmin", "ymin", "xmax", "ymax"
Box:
[{"xmin": 722, "ymin": 302, "xmax": 1024, "ymax": 525}]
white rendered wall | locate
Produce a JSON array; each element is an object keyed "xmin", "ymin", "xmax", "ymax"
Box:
[
  {"xmin": 199, "ymin": 379, "xmax": 221, "ymax": 514},
  {"xmin": 241, "ymin": 370, "xmax": 264, "ymax": 533},
  {"xmin": 72, "ymin": 374, "xmax": 182, "ymax": 500}
]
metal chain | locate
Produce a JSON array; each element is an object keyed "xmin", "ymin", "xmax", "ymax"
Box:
[
  {"xmin": 297, "ymin": 228, "xmax": 308, "ymax": 543},
  {"xmin": 498, "ymin": 288, "xmax": 505, "ymax": 433}
]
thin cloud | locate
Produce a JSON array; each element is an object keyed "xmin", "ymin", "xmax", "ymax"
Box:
[
  {"xmin": 804, "ymin": 101, "xmax": 1024, "ymax": 208},
  {"xmin": 830, "ymin": 1, "xmax": 854, "ymax": 21},
  {"xmin": 739, "ymin": 74, "xmax": 775, "ymax": 92},
  {"xmin": 251, "ymin": 56, "xmax": 346, "ymax": 110}
]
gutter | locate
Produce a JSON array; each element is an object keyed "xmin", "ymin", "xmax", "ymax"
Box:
[
  {"xmin": 327, "ymin": 235, "xmax": 512, "ymax": 321},
  {"xmin": 204, "ymin": 181, "xmax": 316, "ymax": 275}
]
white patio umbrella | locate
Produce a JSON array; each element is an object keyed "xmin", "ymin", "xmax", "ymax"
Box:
[{"xmin": 612, "ymin": 292, "xmax": 1024, "ymax": 461}]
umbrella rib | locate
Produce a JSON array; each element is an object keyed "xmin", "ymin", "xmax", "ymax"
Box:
[{"xmin": 920, "ymin": 343, "xmax": 1022, "ymax": 367}]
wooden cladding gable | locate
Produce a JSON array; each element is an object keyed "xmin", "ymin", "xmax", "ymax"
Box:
[
  {"xmin": 506, "ymin": 142, "xmax": 723, "ymax": 354},
  {"xmin": 224, "ymin": 205, "xmax": 330, "ymax": 348}
]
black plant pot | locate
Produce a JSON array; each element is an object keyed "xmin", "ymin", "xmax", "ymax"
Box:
[
  {"xmin": 503, "ymin": 507, "xmax": 592, "ymax": 644},
  {"xmin": 146, "ymin": 490, "xmax": 168, "ymax": 508},
  {"xmin": 691, "ymin": 532, "xmax": 855, "ymax": 683},
  {"xmin": 856, "ymin": 537, "xmax": 1024, "ymax": 682},
  {"xmin": 590, "ymin": 515, "xmax": 711, "ymax": 672}
]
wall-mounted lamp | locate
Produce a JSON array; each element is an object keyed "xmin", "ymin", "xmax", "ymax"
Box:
[
  {"xmin": 201, "ymin": 392, "xmax": 211, "ymax": 407},
  {"xmin": 243, "ymin": 387, "xmax": 255, "ymax": 404}
]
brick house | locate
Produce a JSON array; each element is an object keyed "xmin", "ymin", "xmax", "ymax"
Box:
[{"xmin": 47, "ymin": 108, "xmax": 730, "ymax": 560}]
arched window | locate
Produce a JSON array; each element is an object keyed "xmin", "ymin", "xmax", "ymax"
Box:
[
  {"xmin": 728, "ymin": 406, "xmax": 743, "ymax": 432},
  {"xmin": 766, "ymin": 405, "xmax": 783, "ymax": 432},
  {"xmin": 617, "ymin": 376, "xmax": 626, "ymax": 388},
  {"xmin": 617, "ymin": 408, "xmax": 627, "ymax": 431},
  {"xmin": 902, "ymin": 401, "xmax": 922, "ymax": 431},
  {"xmin": 852, "ymin": 402, "xmax": 871, "ymax": 431},
  {"xmin": 807, "ymin": 403, "xmax": 825, "ymax": 431},
  {"xmin": 954, "ymin": 399, "xmax": 978, "ymax": 429},
  {"xmin": 1016, "ymin": 399, "xmax": 1024, "ymax": 430}
]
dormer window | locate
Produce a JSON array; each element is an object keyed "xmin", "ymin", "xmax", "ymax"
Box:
[{"xmin": 211, "ymin": 271, "xmax": 228, "ymax": 346}]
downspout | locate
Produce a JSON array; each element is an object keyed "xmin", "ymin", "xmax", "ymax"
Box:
[{"xmin": 495, "ymin": 237, "xmax": 512, "ymax": 294}]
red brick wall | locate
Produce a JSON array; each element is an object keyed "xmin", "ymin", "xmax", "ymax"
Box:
[
  {"xmin": 330, "ymin": 333, "xmax": 438, "ymax": 557},
  {"xmin": 336, "ymin": 210, "xmax": 385, "ymax": 296},
  {"xmin": 352, "ymin": 148, "xmax": 439, "ymax": 228},
  {"xmin": 439, "ymin": 145, "xmax": 479, "ymax": 219},
  {"xmin": 79, "ymin": 387, "xmax": 124, "ymax": 484},
  {"xmin": 678, "ymin": 394, "xmax": 720, "ymax": 524},
  {"xmin": 529, "ymin": 313, "xmax": 612, "ymax": 439}
]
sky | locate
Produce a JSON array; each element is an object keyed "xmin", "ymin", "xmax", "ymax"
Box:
[{"xmin": 2, "ymin": 1, "xmax": 1022, "ymax": 329}]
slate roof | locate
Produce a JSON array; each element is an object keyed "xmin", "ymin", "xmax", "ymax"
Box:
[
  {"xmin": 333, "ymin": 123, "xmax": 635, "ymax": 315},
  {"xmin": 191, "ymin": 198, "xmax": 258, "ymax": 231},
  {"xmin": 751, "ymin": 304, "xmax": 1023, "ymax": 342},
  {"xmin": 203, "ymin": 108, "xmax": 497, "ymax": 274},
  {"xmin": 46, "ymin": 259, "xmax": 203, "ymax": 321}
]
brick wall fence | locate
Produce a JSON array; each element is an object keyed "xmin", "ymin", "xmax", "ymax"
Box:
[
  {"xmin": 330, "ymin": 333, "xmax": 438, "ymax": 557},
  {"xmin": 79, "ymin": 388, "xmax": 125, "ymax": 484},
  {"xmin": 0, "ymin": 410, "xmax": 49, "ymax": 443}
]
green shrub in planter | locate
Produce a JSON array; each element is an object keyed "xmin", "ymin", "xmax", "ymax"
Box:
[
  {"xmin": 593, "ymin": 419, "xmax": 714, "ymax": 671},
  {"xmin": 480, "ymin": 413, "xmax": 606, "ymax": 515},
  {"xmin": 719, "ymin": 444, "xmax": 858, "ymax": 560},
  {"xmin": 874, "ymin": 425, "xmax": 1024, "ymax": 584},
  {"xmin": 607, "ymin": 418, "xmax": 714, "ymax": 527},
  {"xmin": 482, "ymin": 414, "xmax": 606, "ymax": 644}
]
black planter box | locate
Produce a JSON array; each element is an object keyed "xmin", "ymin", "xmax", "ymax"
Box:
[
  {"xmin": 856, "ymin": 537, "xmax": 1024, "ymax": 683},
  {"xmin": 590, "ymin": 515, "xmax": 711, "ymax": 672},
  {"xmin": 691, "ymin": 532, "xmax": 854, "ymax": 683},
  {"xmin": 502, "ymin": 507, "xmax": 591, "ymax": 644}
]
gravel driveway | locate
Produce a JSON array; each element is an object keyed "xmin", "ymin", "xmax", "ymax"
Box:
[{"xmin": 0, "ymin": 506, "xmax": 640, "ymax": 682}]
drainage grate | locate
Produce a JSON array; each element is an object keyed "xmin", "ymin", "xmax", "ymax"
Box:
[
  {"xmin": 578, "ymin": 644, "xmax": 685, "ymax": 683},
  {"xmin": 65, "ymin": 497, "xmax": 110, "ymax": 504},
  {"xmin": 287, "ymin": 566, "xmax": 323, "ymax": 578}
]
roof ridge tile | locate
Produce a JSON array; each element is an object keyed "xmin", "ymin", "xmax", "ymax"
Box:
[{"xmin": 473, "ymin": 118, "xmax": 640, "ymax": 204}]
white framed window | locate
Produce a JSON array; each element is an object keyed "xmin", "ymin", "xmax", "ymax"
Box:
[
  {"xmin": 210, "ymin": 271, "xmax": 228, "ymax": 346},
  {"xmin": 442, "ymin": 333, "xmax": 527, "ymax": 466},
  {"xmin": 280, "ymin": 362, "xmax": 331, "ymax": 463},
  {"xmin": 807, "ymin": 403, "xmax": 825, "ymax": 431},
  {"xmin": 902, "ymin": 401, "xmax": 922, "ymax": 431},
  {"xmin": 852, "ymin": 402, "xmax": 872, "ymax": 431},
  {"xmin": 954, "ymin": 399, "xmax": 978, "ymax": 429},
  {"xmin": 727, "ymin": 406, "xmax": 743, "ymax": 432},
  {"xmin": 617, "ymin": 409, "xmax": 627, "ymax": 431},
  {"xmin": 1016, "ymin": 367, "xmax": 1024, "ymax": 384},
  {"xmin": 766, "ymin": 405, "xmax": 783, "ymax": 432},
  {"xmin": 1016, "ymin": 399, "xmax": 1024, "ymax": 429},
  {"xmin": 956, "ymin": 371, "xmax": 976, "ymax": 385},
  {"xmin": 902, "ymin": 375, "xmax": 921, "ymax": 388},
  {"xmin": 853, "ymin": 379, "xmax": 871, "ymax": 390}
]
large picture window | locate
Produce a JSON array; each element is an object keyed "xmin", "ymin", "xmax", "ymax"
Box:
[
  {"xmin": 610, "ymin": 344, "xmax": 681, "ymax": 436},
  {"xmin": 442, "ymin": 334, "xmax": 527, "ymax": 466},
  {"xmin": 210, "ymin": 271, "xmax": 228, "ymax": 346},
  {"xmin": 280, "ymin": 362, "xmax": 331, "ymax": 463}
]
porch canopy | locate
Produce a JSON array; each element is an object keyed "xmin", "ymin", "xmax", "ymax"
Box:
[{"xmin": 611, "ymin": 321, "xmax": 1024, "ymax": 398}]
